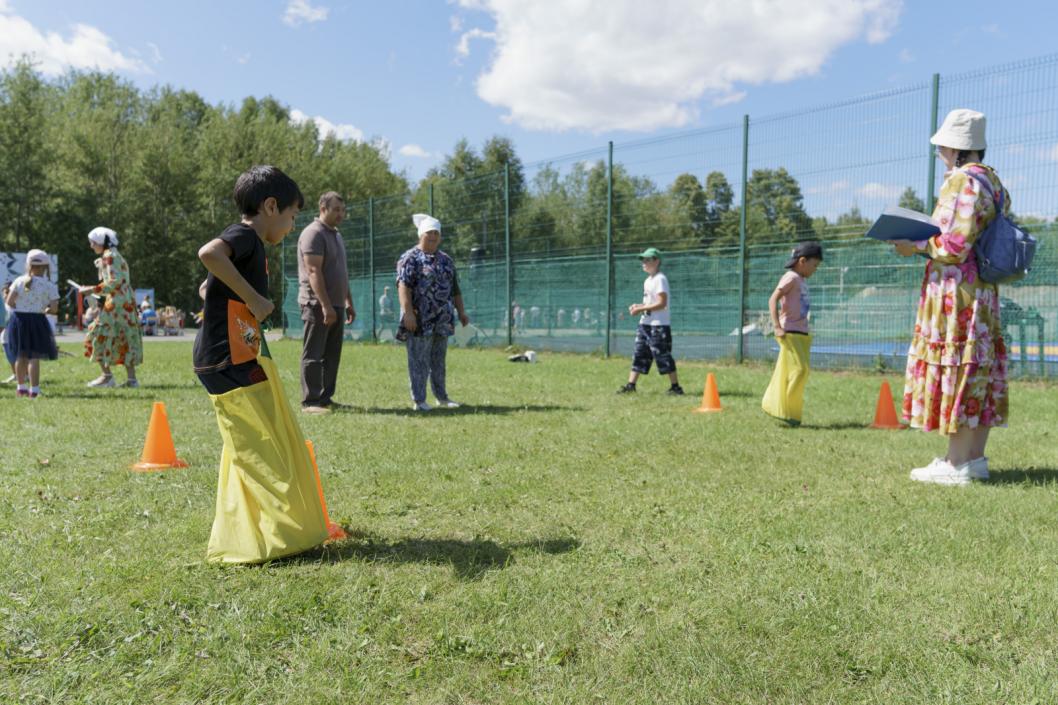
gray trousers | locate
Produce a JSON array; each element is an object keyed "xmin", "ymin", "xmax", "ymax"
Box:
[
  {"xmin": 300, "ymin": 305, "xmax": 345, "ymax": 407},
  {"xmin": 406, "ymin": 334, "xmax": 448, "ymax": 403}
]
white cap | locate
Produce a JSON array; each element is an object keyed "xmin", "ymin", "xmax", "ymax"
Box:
[
  {"xmin": 87, "ymin": 226, "xmax": 118, "ymax": 247},
  {"xmin": 26, "ymin": 248, "xmax": 49, "ymax": 266},
  {"xmin": 930, "ymin": 109, "xmax": 986, "ymax": 151},
  {"xmin": 412, "ymin": 213, "xmax": 442, "ymax": 237}
]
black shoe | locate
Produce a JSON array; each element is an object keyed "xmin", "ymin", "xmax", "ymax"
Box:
[
  {"xmin": 667, "ymin": 385, "xmax": 685, "ymax": 396},
  {"xmin": 616, "ymin": 383, "xmax": 636, "ymax": 394}
]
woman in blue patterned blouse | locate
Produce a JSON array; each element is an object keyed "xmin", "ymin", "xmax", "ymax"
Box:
[{"xmin": 397, "ymin": 214, "xmax": 470, "ymax": 411}]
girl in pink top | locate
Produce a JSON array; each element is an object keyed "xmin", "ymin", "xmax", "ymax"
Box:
[{"xmin": 762, "ymin": 242, "xmax": 823, "ymax": 426}]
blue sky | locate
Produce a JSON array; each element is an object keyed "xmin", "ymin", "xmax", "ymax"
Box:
[{"xmin": 1, "ymin": 0, "xmax": 1053, "ymax": 186}]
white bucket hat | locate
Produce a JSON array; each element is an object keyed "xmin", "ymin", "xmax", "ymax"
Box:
[
  {"xmin": 87, "ymin": 226, "xmax": 119, "ymax": 247},
  {"xmin": 26, "ymin": 248, "xmax": 49, "ymax": 266},
  {"xmin": 412, "ymin": 213, "xmax": 441, "ymax": 237},
  {"xmin": 930, "ymin": 109, "xmax": 986, "ymax": 151}
]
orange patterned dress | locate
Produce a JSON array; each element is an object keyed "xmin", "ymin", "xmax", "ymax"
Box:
[
  {"xmin": 84, "ymin": 248, "xmax": 144, "ymax": 367},
  {"xmin": 902, "ymin": 164, "xmax": 1009, "ymax": 434}
]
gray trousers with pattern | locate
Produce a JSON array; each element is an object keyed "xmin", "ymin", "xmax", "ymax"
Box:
[{"xmin": 406, "ymin": 334, "xmax": 449, "ymax": 403}]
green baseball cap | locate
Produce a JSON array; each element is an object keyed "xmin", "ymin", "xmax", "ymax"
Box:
[{"xmin": 638, "ymin": 247, "xmax": 661, "ymax": 260}]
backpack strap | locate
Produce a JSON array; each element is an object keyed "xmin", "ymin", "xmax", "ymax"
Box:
[{"xmin": 960, "ymin": 165, "xmax": 1003, "ymax": 209}]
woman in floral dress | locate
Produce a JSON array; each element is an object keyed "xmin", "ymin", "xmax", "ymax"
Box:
[
  {"xmin": 890, "ymin": 109, "xmax": 1008, "ymax": 485},
  {"xmin": 80, "ymin": 227, "xmax": 143, "ymax": 387}
]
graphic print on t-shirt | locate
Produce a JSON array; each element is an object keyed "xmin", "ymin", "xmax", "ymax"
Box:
[{"xmin": 227, "ymin": 300, "xmax": 261, "ymax": 365}]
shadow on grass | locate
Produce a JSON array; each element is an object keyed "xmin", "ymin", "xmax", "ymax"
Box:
[
  {"xmin": 41, "ymin": 391, "xmax": 147, "ymax": 401},
  {"xmin": 354, "ymin": 404, "xmax": 584, "ymax": 416},
  {"xmin": 986, "ymin": 468, "xmax": 1058, "ymax": 485},
  {"xmin": 794, "ymin": 422, "xmax": 877, "ymax": 431},
  {"xmin": 292, "ymin": 530, "xmax": 581, "ymax": 579}
]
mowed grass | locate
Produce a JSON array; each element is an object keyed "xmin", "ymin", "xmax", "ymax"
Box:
[{"xmin": 2, "ymin": 340, "xmax": 1058, "ymax": 704}]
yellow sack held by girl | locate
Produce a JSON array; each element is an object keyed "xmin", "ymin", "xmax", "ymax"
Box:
[
  {"xmin": 762, "ymin": 333, "xmax": 812, "ymax": 426},
  {"xmin": 206, "ymin": 354, "xmax": 328, "ymax": 564}
]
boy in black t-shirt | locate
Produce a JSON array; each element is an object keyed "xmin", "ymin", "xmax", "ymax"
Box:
[{"xmin": 194, "ymin": 165, "xmax": 330, "ymax": 564}]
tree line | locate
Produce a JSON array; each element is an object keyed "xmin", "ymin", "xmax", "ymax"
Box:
[{"xmin": 9, "ymin": 61, "xmax": 1046, "ymax": 319}]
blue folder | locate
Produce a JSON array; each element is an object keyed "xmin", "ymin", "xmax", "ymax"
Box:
[{"xmin": 864, "ymin": 206, "xmax": 940, "ymax": 241}]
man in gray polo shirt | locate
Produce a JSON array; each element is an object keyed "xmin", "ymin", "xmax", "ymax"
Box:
[{"xmin": 298, "ymin": 191, "xmax": 355, "ymax": 413}]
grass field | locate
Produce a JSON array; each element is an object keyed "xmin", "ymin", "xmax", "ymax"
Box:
[{"xmin": 2, "ymin": 340, "xmax": 1058, "ymax": 704}]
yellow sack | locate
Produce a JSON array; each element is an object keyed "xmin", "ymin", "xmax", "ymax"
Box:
[
  {"xmin": 762, "ymin": 333, "xmax": 812, "ymax": 426},
  {"xmin": 206, "ymin": 354, "xmax": 328, "ymax": 564}
]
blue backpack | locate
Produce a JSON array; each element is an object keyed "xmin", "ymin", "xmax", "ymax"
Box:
[{"xmin": 963, "ymin": 167, "xmax": 1037, "ymax": 284}]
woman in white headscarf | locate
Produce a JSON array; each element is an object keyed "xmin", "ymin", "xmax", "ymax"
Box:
[
  {"xmin": 396, "ymin": 214, "xmax": 469, "ymax": 411},
  {"xmin": 889, "ymin": 109, "xmax": 1009, "ymax": 485},
  {"xmin": 79, "ymin": 227, "xmax": 143, "ymax": 387}
]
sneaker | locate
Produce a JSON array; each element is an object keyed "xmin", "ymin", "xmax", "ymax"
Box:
[
  {"xmin": 616, "ymin": 383, "xmax": 636, "ymax": 394},
  {"xmin": 122, "ymin": 379, "xmax": 140, "ymax": 388},
  {"xmin": 412, "ymin": 401, "xmax": 432, "ymax": 411},
  {"xmin": 2, "ymin": 374, "xmax": 15, "ymax": 384},
  {"xmin": 29, "ymin": 391, "xmax": 41, "ymax": 399},
  {"xmin": 302, "ymin": 405, "xmax": 331, "ymax": 415},
  {"xmin": 964, "ymin": 456, "xmax": 989, "ymax": 481},
  {"xmin": 909, "ymin": 457, "xmax": 986, "ymax": 486},
  {"xmin": 87, "ymin": 375, "xmax": 115, "ymax": 388},
  {"xmin": 667, "ymin": 385, "xmax": 685, "ymax": 396},
  {"xmin": 16, "ymin": 388, "xmax": 29, "ymax": 398},
  {"xmin": 909, "ymin": 457, "xmax": 947, "ymax": 481},
  {"xmin": 436, "ymin": 399, "xmax": 460, "ymax": 408}
]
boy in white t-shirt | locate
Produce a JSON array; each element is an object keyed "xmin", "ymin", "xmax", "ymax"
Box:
[{"xmin": 617, "ymin": 248, "xmax": 683, "ymax": 395}]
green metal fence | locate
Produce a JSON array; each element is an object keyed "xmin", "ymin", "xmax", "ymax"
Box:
[{"xmin": 283, "ymin": 53, "xmax": 1058, "ymax": 378}]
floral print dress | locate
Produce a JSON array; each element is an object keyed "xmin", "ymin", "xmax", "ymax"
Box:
[
  {"xmin": 84, "ymin": 248, "xmax": 144, "ymax": 367},
  {"xmin": 902, "ymin": 164, "xmax": 1009, "ymax": 434}
]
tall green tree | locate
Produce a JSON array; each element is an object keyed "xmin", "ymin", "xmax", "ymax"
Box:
[{"xmin": 0, "ymin": 59, "xmax": 51, "ymax": 252}]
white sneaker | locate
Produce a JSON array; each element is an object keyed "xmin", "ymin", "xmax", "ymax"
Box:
[
  {"xmin": 436, "ymin": 398, "xmax": 460, "ymax": 408},
  {"xmin": 963, "ymin": 456, "xmax": 989, "ymax": 481},
  {"xmin": 413, "ymin": 401, "xmax": 432, "ymax": 411},
  {"xmin": 910, "ymin": 457, "xmax": 988, "ymax": 486},
  {"xmin": 2, "ymin": 374, "xmax": 15, "ymax": 384},
  {"xmin": 87, "ymin": 375, "xmax": 116, "ymax": 388},
  {"xmin": 909, "ymin": 457, "xmax": 947, "ymax": 481}
]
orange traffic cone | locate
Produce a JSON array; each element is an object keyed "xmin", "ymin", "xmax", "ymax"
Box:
[
  {"xmin": 305, "ymin": 440, "xmax": 347, "ymax": 541},
  {"xmin": 131, "ymin": 401, "xmax": 188, "ymax": 471},
  {"xmin": 871, "ymin": 380, "xmax": 904, "ymax": 430},
  {"xmin": 692, "ymin": 372, "xmax": 723, "ymax": 413}
]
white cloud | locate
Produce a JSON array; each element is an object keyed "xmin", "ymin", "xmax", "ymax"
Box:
[
  {"xmin": 283, "ymin": 0, "xmax": 328, "ymax": 27},
  {"xmin": 898, "ymin": 48, "xmax": 914, "ymax": 63},
  {"xmin": 455, "ymin": 28, "xmax": 496, "ymax": 59},
  {"xmin": 290, "ymin": 108, "xmax": 364, "ymax": 142},
  {"xmin": 1047, "ymin": 144, "xmax": 1058, "ymax": 163},
  {"xmin": 398, "ymin": 144, "xmax": 433, "ymax": 158},
  {"xmin": 805, "ymin": 180, "xmax": 850, "ymax": 195},
  {"xmin": 0, "ymin": 4, "xmax": 149, "ymax": 76},
  {"xmin": 455, "ymin": 0, "xmax": 902, "ymax": 132},
  {"xmin": 712, "ymin": 91, "xmax": 746, "ymax": 108},
  {"xmin": 146, "ymin": 41, "xmax": 162, "ymax": 64},
  {"xmin": 449, "ymin": 15, "xmax": 464, "ymax": 32},
  {"xmin": 857, "ymin": 182, "xmax": 904, "ymax": 200}
]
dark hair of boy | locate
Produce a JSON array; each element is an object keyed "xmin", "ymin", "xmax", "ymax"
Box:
[
  {"xmin": 318, "ymin": 191, "xmax": 344, "ymax": 209},
  {"xmin": 233, "ymin": 165, "xmax": 305, "ymax": 217}
]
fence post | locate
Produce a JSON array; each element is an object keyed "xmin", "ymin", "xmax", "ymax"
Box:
[
  {"xmin": 926, "ymin": 73, "xmax": 940, "ymax": 211},
  {"xmin": 605, "ymin": 140, "xmax": 614, "ymax": 358},
  {"xmin": 368, "ymin": 197, "xmax": 376, "ymax": 342},
  {"xmin": 428, "ymin": 182, "xmax": 434, "ymax": 217},
  {"xmin": 504, "ymin": 163, "xmax": 513, "ymax": 346},
  {"xmin": 737, "ymin": 114, "xmax": 750, "ymax": 364},
  {"xmin": 280, "ymin": 237, "xmax": 286, "ymax": 336}
]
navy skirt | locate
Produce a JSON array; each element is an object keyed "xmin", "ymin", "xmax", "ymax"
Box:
[{"xmin": 3, "ymin": 312, "xmax": 58, "ymax": 361}]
